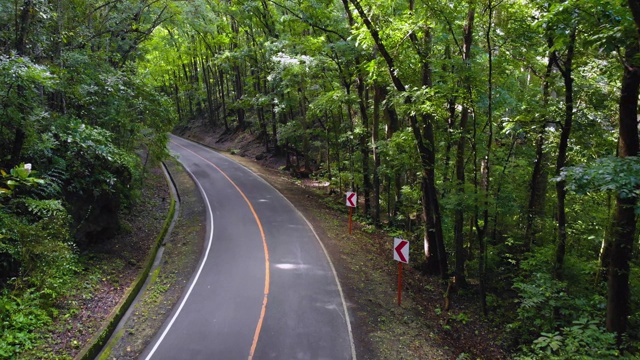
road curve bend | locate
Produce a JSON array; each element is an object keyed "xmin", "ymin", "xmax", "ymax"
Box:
[{"xmin": 140, "ymin": 135, "xmax": 355, "ymax": 360}]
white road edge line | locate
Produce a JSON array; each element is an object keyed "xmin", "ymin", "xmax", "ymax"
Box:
[
  {"xmin": 144, "ymin": 154, "xmax": 215, "ymax": 360},
  {"xmin": 172, "ymin": 136, "xmax": 357, "ymax": 359},
  {"xmin": 289, "ymin": 203, "xmax": 358, "ymax": 360},
  {"xmin": 219, "ymin": 147, "xmax": 357, "ymax": 358}
]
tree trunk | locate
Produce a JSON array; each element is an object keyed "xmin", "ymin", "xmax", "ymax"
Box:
[
  {"xmin": 453, "ymin": 2, "xmax": 476, "ymax": 287},
  {"xmin": 207, "ymin": 63, "xmax": 220, "ymax": 125},
  {"xmin": 253, "ymin": 67, "xmax": 269, "ymax": 152},
  {"xmin": 372, "ymin": 83, "xmax": 382, "ymax": 226},
  {"xmin": 182, "ymin": 62, "xmax": 195, "ymax": 119},
  {"xmin": 524, "ymin": 49, "xmax": 553, "ymax": 250},
  {"xmin": 606, "ymin": 7, "xmax": 640, "ymax": 336},
  {"xmin": 9, "ymin": 0, "xmax": 33, "ymax": 167},
  {"xmin": 15, "ymin": 0, "xmax": 32, "ymax": 55},
  {"xmin": 342, "ymin": 0, "xmax": 369, "ymax": 211},
  {"xmin": 383, "ymin": 86, "xmax": 401, "ymax": 222},
  {"xmin": 475, "ymin": 0, "xmax": 498, "ymax": 315},
  {"xmin": 218, "ymin": 67, "xmax": 229, "ymax": 131},
  {"xmin": 202, "ymin": 57, "xmax": 216, "ymax": 127},
  {"xmin": 416, "ymin": 29, "xmax": 447, "ymax": 277},
  {"xmin": 271, "ymin": 92, "xmax": 278, "ymax": 151},
  {"xmin": 231, "ymin": 20, "xmax": 245, "ymax": 129},
  {"xmin": 234, "ymin": 65, "xmax": 245, "ymax": 129},
  {"xmin": 442, "ymin": 44, "xmax": 456, "ymax": 193},
  {"xmin": 173, "ymin": 71, "xmax": 183, "ymax": 124},
  {"xmin": 553, "ymin": 26, "xmax": 576, "ymax": 281},
  {"xmin": 357, "ymin": 77, "xmax": 371, "ymax": 217}
]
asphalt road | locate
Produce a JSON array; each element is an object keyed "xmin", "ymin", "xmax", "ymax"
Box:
[{"xmin": 139, "ymin": 135, "xmax": 355, "ymax": 360}]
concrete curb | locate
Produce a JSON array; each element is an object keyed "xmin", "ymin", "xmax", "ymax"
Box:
[{"xmin": 75, "ymin": 161, "xmax": 179, "ymax": 360}]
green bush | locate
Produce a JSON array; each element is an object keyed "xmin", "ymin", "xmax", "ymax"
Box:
[
  {"xmin": 509, "ymin": 245, "xmax": 619, "ymax": 358},
  {"xmin": 0, "ymin": 290, "xmax": 53, "ymax": 359},
  {"xmin": 516, "ymin": 318, "xmax": 618, "ymax": 359},
  {"xmin": 0, "ymin": 165, "xmax": 79, "ymax": 299}
]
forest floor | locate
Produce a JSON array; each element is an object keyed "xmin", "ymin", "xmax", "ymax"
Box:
[{"xmin": 45, "ymin": 122, "xmax": 510, "ymax": 359}]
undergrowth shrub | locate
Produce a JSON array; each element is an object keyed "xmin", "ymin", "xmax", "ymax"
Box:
[
  {"xmin": 0, "ymin": 165, "xmax": 79, "ymax": 358},
  {"xmin": 0, "ymin": 289, "xmax": 53, "ymax": 358},
  {"xmin": 509, "ymin": 245, "xmax": 617, "ymax": 358},
  {"xmin": 515, "ymin": 317, "xmax": 618, "ymax": 359}
]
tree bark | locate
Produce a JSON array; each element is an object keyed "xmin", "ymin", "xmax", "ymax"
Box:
[
  {"xmin": 202, "ymin": 57, "xmax": 216, "ymax": 127},
  {"xmin": 182, "ymin": 62, "xmax": 195, "ymax": 118},
  {"xmin": 442, "ymin": 44, "xmax": 456, "ymax": 194},
  {"xmin": 341, "ymin": 0, "xmax": 370, "ymax": 215},
  {"xmin": 173, "ymin": 71, "xmax": 183, "ymax": 124},
  {"xmin": 357, "ymin": 76, "xmax": 372, "ymax": 216},
  {"xmin": 372, "ymin": 83, "xmax": 382, "ymax": 226},
  {"xmin": 15, "ymin": 0, "xmax": 32, "ymax": 55},
  {"xmin": 230, "ymin": 19, "xmax": 246, "ymax": 129},
  {"xmin": 606, "ymin": 3, "xmax": 640, "ymax": 336},
  {"xmin": 218, "ymin": 66, "xmax": 229, "ymax": 131},
  {"xmin": 553, "ymin": 26, "xmax": 576, "ymax": 281},
  {"xmin": 524, "ymin": 49, "xmax": 553, "ymax": 250},
  {"xmin": 476, "ymin": 0, "xmax": 497, "ymax": 315},
  {"xmin": 382, "ymin": 86, "xmax": 401, "ymax": 222},
  {"xmin": 453, "ymin": 2, "xmax": 476, "ymax": 287}
]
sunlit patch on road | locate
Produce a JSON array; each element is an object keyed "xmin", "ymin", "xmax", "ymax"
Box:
[{"xmin": 274, "ymin": 263, "xmax": 310, "ymax": 270}]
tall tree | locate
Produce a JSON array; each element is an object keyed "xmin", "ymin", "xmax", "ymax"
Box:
[
  {"xmin": 552, "ymin": 24, "xmax": 577, "ymax": 280},
  {"xmin": 453, "ymin": 0, "xmax": 476, "ymax": 286},
  {"xmin": 348, "ymin": 0, "xmax": 448, "ymax": 276},
  {"xmin": 606, "ymin": 0, "xmax": 640, "ymax": 338},
  {"xmin": 524, "ymin": 46, "xmax": 553, "ymax": 250}
]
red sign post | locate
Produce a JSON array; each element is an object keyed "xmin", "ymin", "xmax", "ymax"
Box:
[
  {"xmin": 393, "ymin": 238, "xmax": 409, "ymax": 306},
  {"xmin": 346, "ymin": 192, "xmax": 356, "ymax": 234}
]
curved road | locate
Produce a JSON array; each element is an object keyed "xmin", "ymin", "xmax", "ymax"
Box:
[{"xmin": 139, "ymin": 135, "xmax": 355, "ymax": 360}]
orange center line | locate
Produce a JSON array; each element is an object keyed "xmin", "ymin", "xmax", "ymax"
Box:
[{"xmin": 173, "ymin": 141, "xmax": 270, "ymax": 359}]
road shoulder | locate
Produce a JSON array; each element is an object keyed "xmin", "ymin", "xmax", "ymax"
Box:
[{"xmin": 97, "ymin": 157, "xmax": 206, "ymax": 359}]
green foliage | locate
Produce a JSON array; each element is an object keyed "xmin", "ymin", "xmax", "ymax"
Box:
[
  {"xmin": 0, "ymin": 164, "xmax": 44, "ymax": 199},
  {"xmin": 517, "ymin": 319, "xmax": 619, "ymax": 359},
  {"xmin": 398, "ymin": 184, "xmax": 421, "ymax": 220},
  {"xmin": 0, "ymin": 56, "xmax": 56, "ymax": 161},
  {"xmin": 47, "ymin": 117, "xmax": 138, "ymax": 198},
  {"xmin": 558, "ymin": 156, "xmax": 640, "ymax": 200},
  {"xmin": 0, "ymin": 167, "xmax": 75, "ymax": 360},
  {"xmin": 0, "ymin": 0, "xmax": 176, "ymax": 357},
  {"xmin": 450, "ymin": 311, "xmax": 470, "ymax": 325},
  {"xmin": 58, "ymin": 52, "xmax": 175, "ymax": 156},
  {"xmin": 0, "ymin": 164, "xmax": 78, "ymax": 298},
  {"xmin": 148, "ymin": 0, "xmax": 640, "ymax": 356},
  {"xmin": 509, "ymin": 245, "xmax": 616, "ymax": 357},
  {"xmin": 511, "ymin": 270, "xmax": 569, "ymax": 334},
  {"xmin": 0, "ymin": 290, "xmax": 53, "ymax": 359},
  {"xmin": 377, "ymin": 128, "xmax": 420, "ymax": 180},
  {"xmin": 1, "ymin": 0, "xmax": 637, "ymax": 356}
]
